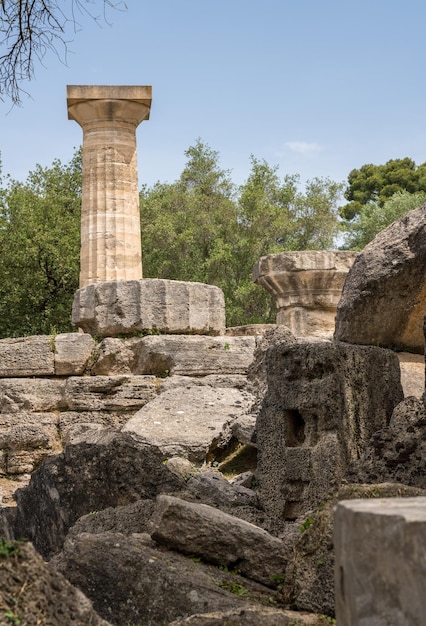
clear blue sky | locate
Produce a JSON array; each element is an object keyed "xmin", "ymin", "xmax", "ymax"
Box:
[{"xmin": 1, "ymin": 0, "xmax": 426, "ymax": 192}]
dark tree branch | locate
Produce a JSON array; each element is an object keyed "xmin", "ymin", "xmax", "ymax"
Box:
[{"xmin": 0, "ymin": 0, "xmax": 127, "ymax": 106}]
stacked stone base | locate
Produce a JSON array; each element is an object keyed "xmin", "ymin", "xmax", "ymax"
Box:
[{"xmin": 72, "ymin": 279, "xmax": 226, "ymax": 337}]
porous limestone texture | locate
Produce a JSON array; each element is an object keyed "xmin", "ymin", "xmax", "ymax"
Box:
[
  {"xmin": 334, "ymin": 497, "xmax": 426, "ymax": 625},
  {"xmin": 72, "ymin": 278, "xmax": 226, "ymax": 336},
  {"xmin": 256, "ymin": 341, "xmax": 403, "ymax": 526},
  {"xmin": 334, "ymin": 205, "xmax": 426, "ymax": 353},
  {"xmin": 253, "ymin": 250, "xmax": 357, "ymax": 338},
  {"xmin": 67, "ymin": 85, "xmax": 152, "ymax": 287}
]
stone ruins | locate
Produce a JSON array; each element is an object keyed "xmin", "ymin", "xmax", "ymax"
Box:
[{"xmin": 0, "ymin": 85, "xmax": 425, "ymax": 625}]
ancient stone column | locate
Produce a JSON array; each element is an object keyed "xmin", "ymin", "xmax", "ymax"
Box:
[
  {"xmin": 253, "ymin": 250, "xmax": 357, "ymax": 338},
  {"xmin": 67, "ymin": 85, "xmax": 152, "ymax": 287}
]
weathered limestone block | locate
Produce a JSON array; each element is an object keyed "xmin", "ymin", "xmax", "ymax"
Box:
[
  {"xmin": 0, "ymin": 541, "xmax": 112, "ymax": 626},
  {"xmin": 169, "ymin": 608, "xmax": 334, "ymax": 625},
  {"xmin": 253, "ymin": 251, "xmax": 357, "ymax": 338},
  {"xmin": 348, "ymin": 396, "xmax": 426, "ymax": 488},
  {"xmin": 335, "ymin": 206, "xmax": 426, "ymax": 353},
  {"xmin": 122, "ymin": 385, "xmax": 254, "ymax": 463},
  {"xmin": 0, "ymin": 336, "xmax": 55, "ymax": 377},
  {"xmin": 334, "ymin": 497, "xmax": 426, "ymax": 625},
  {"xmin": 54, "ymin": 332, "xmax": 95, "ymax": 375},
  {"xmin": 0, "ymin": 378, "xmax": 66, "ymax": 413},
  {"xmin": 58, "ymin": 410, "xmax": 138, "ymax": 444},
  {"xmin": 13, "ymin": 430, "xmax": 185, "ymax": 558},
  {"xmin": 63, "ymin": 375, "xmax": 158, "ymax": 413},
  {"xmin": 0, "ymin": 412, "xmax": 60, "ymax": 476},
  {"xmin": 283, "ymin": 483, "xmax": 426, "ymax": 617},
  {"xmin": 257, "ymin": 341, "xmax": 403, "ymax": 524},
  {"xmin": 94, "ymin": 334, "xmax": 255, "ymax": 376},
  {"xmin": 225, "ymin": 324, "xmax": 278, "ymax": 336},
  {"xmin": 53, "ymin": 531, "xmax": 273, "ymax": 625},
  {"xmin": 397, "ymin": 352, "xmax": 425, "ymax": 398},
  {"xmin": 0, "ymin": 412, "xmax": 59, "ymax": 450},
  {"xmin": 91, "ymin": 337, "xmax": 139, "ymax": 375},
  {"xmin": 150, "ymin": 495, "xmax": 287, "ymax": 586},
  {"xmin": 72, "ymin": 279, "xmax": 226, "ymax": 337}
]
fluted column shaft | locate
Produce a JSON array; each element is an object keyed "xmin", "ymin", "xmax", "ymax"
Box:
[{"xmin": 67, "ymin": 85, "xmax": 152, "ymax": 287}]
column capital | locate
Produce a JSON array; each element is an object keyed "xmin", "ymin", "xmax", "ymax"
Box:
[{"xmin": 67, "ymin": 85, "xmax": 152, "ymax": 129}]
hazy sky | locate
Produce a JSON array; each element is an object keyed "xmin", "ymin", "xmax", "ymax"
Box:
[{"xmin": 1, "ymin": 0, "xmax": 425, "ymax": 191}]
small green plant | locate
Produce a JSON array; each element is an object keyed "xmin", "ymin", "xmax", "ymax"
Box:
[
  {"xmin": 0, "ymin": 539, "xmax": 20, "ymax": 558},
  {"xmin": 4, "ymin": 610, "xmax": 21, "ymax": 625},
  {"xmin": 269, "ymin": 573, "xmax": 285, "ymax": 584},
  {"xmin": 218, "ymin": 580, "xmax": 248, "ymax": 596},
  {"xmin": 224, "ymin": 342, "xmax": 230, "ymax": 351},
  {"xmin": 49, "ymin": 326, "xmax": 58, "ymax": 353},
  {"xmin": 159, "ymin": 369, "xmax": 169, "ymax": 378},
  {"xmin": 317, "ymin": 557, "xmax": 324, "ymax": 566},
  {"xmin": 299, "ymin": 516, "xmax": 314, "ymax": 533}
]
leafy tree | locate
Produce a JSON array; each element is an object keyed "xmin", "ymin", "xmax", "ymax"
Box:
[
  {"xmin": 141, "ymin": 142, "xmax": 344, "ymax": 327},
  {"xmin": 342, "ymin": 190, "xmax": 426, "ymax": 250},
  {"xmin": 0, "ymin": 149, "xmax": 81, "ymax": 337},
  {"xmin": 0, "ymin": 1, "xmax": 126, "ymax": 105},
  {"xmin": 341, "ymin": 158, "xmax": 426, "ymax": 221}
]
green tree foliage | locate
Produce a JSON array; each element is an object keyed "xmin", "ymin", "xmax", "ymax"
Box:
[
  {"xmin": 341, "ymin": 158, "xmax": 426, "ymax": 221},
  {"xmin": 0, "ymin": 150, "xmax": 81, "ymax": 337},
  {"xmin": 141, "ymin": 140, "xmax": 344, "ymax": 327},
  {"xmin": 342, "ymin": 190, "xmax": 426, "ymax": 250}
]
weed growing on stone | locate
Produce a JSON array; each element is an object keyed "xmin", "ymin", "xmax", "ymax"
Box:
[
  {"xmin": 299, "ymin": 516, "xmax": 314, "ymax": 533},
  {"xmin": 218, "ymin": 580, "xmax": 248, "ymax": 596},
  {"xmin": 0, "ymin": 539, "xmax": 20, "ymax": 559}
]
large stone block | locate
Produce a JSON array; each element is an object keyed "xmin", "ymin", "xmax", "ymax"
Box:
[
  {"xmin": 335, "ymin": 206, "xmax": 426, "ymax": 353},
  {"xmin": 0, "ymin": 336, "xmax": 55, "ymax": 377},
  {"xmin": 150, "ymin": 495, "xmax": 287, "ymax": 587},
  {"xmin": 93, "ymin": 335, "xmax": 255, "ymax": 376},
  {"xmin": 257, "ymin": 341, "xmax": 404, "ymax": 523},
  {"xmin": 0, "ymin": 379, "xmax": 66, "ymax": 413},
  {"xmin": 72, "ymin": 279, "xmax": 226, "ymax": 337},
  {"xmin": 122, "ymin": 384, "xmax": 254, "ymax": 463},
  {"xmin": 334, "ymin": 497, "xmax": 426, "ymax": 625},
  {"xmin": 54, "ymin": 332, "xmax": 95, "ymax": 375},
  {"xmin": 64, "ymin": 375, "xmax": 158, "ymax": 413}
]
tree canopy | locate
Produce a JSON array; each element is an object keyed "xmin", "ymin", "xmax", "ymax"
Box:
[
  {"xmin": 342, "ymin": 189, "xmax": 426, "ymax": 250},
  {"xmin": 8, "ymin": 140, "xmax": 426, "ymax": 338},
  {"xmin": 340, "ymin": 158, "xmax": 426, "ymax": 221},
  {"xmin": 140, "ymin": 140, "xmax": 344, "ymax": 327},
  {"xmin": 0, "ymin": 0, "xmax": 126, "ymax": 105},
  {"xmin": 0, "ymin": 150, "xmax": 81, "ymax": 337}
]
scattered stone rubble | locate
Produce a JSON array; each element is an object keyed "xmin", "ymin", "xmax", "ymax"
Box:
[{"xmin": 1, "ymin": 212, "xmax": 426, "ymax": 624}]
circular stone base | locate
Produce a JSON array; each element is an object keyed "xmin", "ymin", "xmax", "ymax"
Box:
[{"xmin": 72, "ymin": 279, "xmax": 226, "ymax": 337}]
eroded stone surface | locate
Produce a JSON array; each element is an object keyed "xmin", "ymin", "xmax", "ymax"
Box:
[
  {"xmin": 257, "ymin": 341, "xmax": 404, "ymax": 526},
  {"xmin": 93, "ymin": 335, "xmax": 255, "ymax": 376},
  {"xmin": 122, "ymin": 384, "xmax": 254, "ymax": 462},
  {"xmin": 334, "ymin": 497, "xmax": 426, "ymax": 625},
  {"xmin": 150, "ymin": 495, "xmax": 287, "ymax": 586},
  {"xmin": 13, "ymin": 430, "xmax": 184, "ymax": 558},
  {"xmin": 0, "ymin": 336, "xmax": 55, "ymax": 377},
  {"xmin": 54, "ymin": 332, "xmax": 95, "ymax": 375},
  {"xmin": 334, "ymin": 206, "xmax": 426, "ymax": 353},
  {"xmin": 0, "ymin": 541, "xmax": 111, "ymax": 625},
  {"xmin": 72, "ymin": 279, "xmax": 226, "ymax": 337}
]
